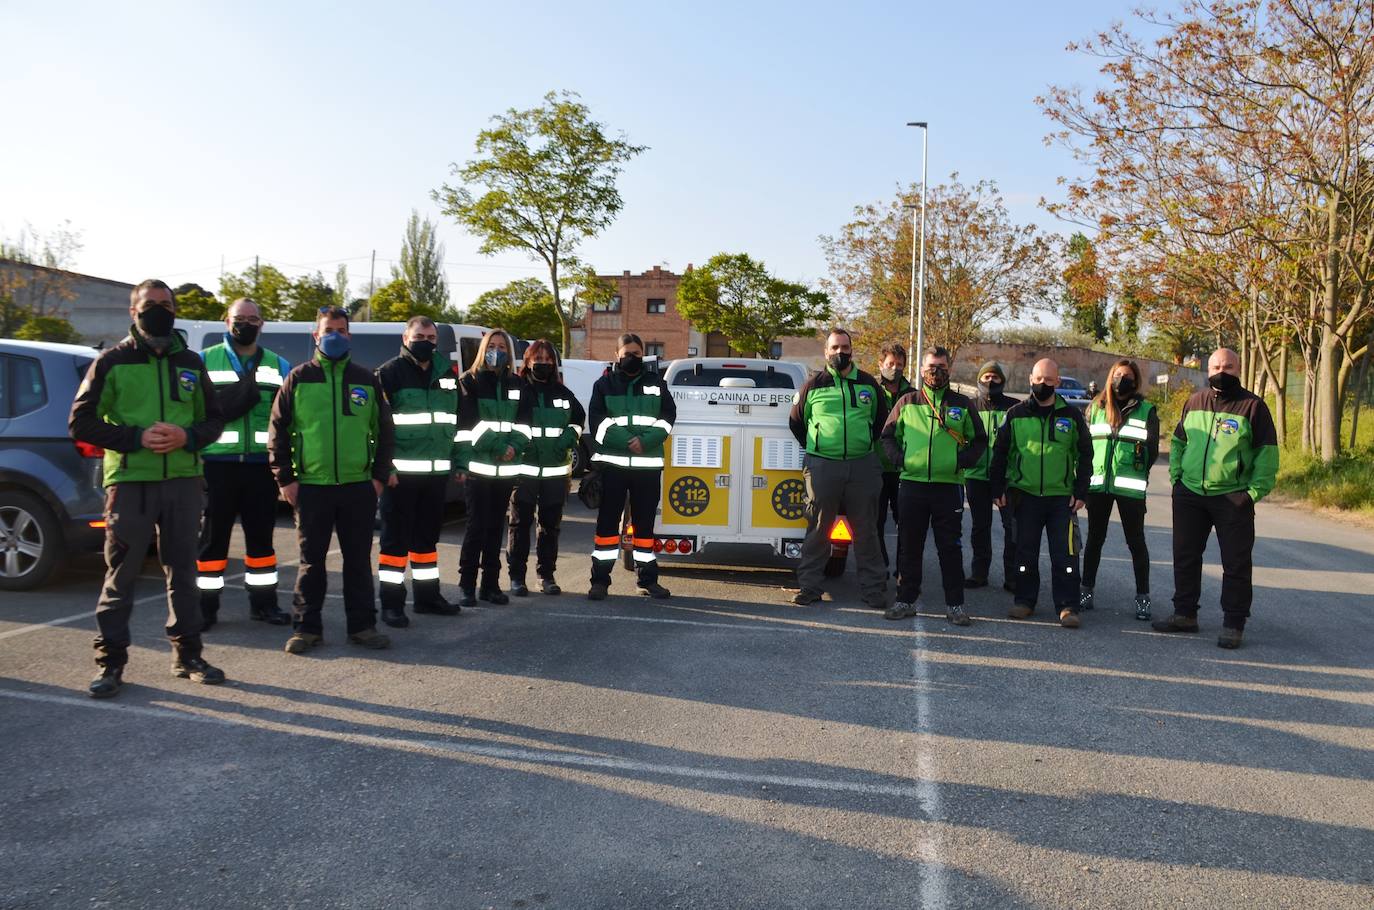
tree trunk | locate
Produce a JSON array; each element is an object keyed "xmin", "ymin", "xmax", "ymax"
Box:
[
  {"xmin": 548, "ymin": 261, "xmax": 571, "ymax": 356},
  {"xmin": 1349, "ymin": 330, "xmax": 1373, "ymax": 450},
  {"xmin": 1275, "ymin": 342, "xmax": 1288, "ymax": 446}
]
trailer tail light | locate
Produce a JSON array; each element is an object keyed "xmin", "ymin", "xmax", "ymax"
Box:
[
  {"xmin": 75, "ymin": 441, "xmax": 104, "ymax": 459},
  {"xmin": 653, "ymin": 538, "xmax": 665, "ymax": 552},
  {"xmin": 677, "ymin": 539, "xmax": 693, "ymax": 555},
  {"xmin": 88, "ymin": 520, "xmax": 108, "ymax": 529},
  {"xmin": 829, "ymin": 517, "xmax": 853, "ymax": 543},
  {"xmin": 663, "ymin": 538, "xmax": 678, "ymax": 553}
]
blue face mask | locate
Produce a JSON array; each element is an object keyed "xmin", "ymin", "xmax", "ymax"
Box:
[
  {"xmin": 318, "ymin": 331, "xmax": 350, "ymax": 361},
  {"xmin": 485, "ymin": 348, "xmax": 509, "ymax": 370}
]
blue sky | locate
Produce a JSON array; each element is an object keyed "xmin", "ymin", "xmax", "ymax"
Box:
[{"xmin": 2, "ymin": 0, "xmax": 1125, "ymax": 308}]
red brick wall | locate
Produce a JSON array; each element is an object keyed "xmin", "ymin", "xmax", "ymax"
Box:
[{"xmin": 584, "ymin": 266, "xmax": 691, "ymax": 361}]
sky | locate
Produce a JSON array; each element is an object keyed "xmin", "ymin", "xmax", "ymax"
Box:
[{"xmin": 1, "ymin": 0, "xmax": 1129, "ymax": 310}]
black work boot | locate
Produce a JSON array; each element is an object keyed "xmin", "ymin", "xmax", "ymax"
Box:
[
  {"xmin": 413, "ymin": 581, "xmax": 459, "ymax": 615},
  {"xmin": 89, "ymin": 667, "xmax": 123, "ymax": 699},
  {"xmin": 458, "ymin": 587, "xmax": 477, "ymax": 608},
  {"xmin": 1152, "ymin": 612, "xmax": 1200, "ymax": 633},
  {"xmin": 248, "ymin": 591, "xmax": 290, "ymax": 625},
  {"xmin": 379, "ymin": 582, "xmax": 409, "ymax": 627},
  {"xmin": 200, "ymin": 595, "xmax": 220, "ymax": 632},
  {"xmin": 171, "ymin": 647, "xmax": 226, "ymax": 685},
  {"xmin": 479, "ymin": 587, "xmax": 509, "ymax": 605},
  {"xmin": 510, "ymin": 577, "xmax": 530, "ymax": 597},
  {"xmin": 539, "ymin": 576, "xmax": 561, "ymax": 596}
]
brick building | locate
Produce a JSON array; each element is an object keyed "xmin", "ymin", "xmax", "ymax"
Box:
[{"xmin": 578, "ymin": 264, "xmax": 824, "ymax": 365}]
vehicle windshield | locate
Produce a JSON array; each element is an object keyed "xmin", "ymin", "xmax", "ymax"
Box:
[
  {"xmin": 1058, "ymin": 377, "xmax": 1085, "ymax": 391},
  {"xmin": 672, "ymin": 366, "xmax": 796, "ymax": 389}
]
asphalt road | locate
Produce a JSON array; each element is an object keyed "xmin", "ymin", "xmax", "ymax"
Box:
[{"xmin": 2, "ymin": 474, "xmax": 1372, "ymax": 909}]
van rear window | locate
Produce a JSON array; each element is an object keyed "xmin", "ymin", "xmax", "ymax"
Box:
[{"xmin": 672, "ymin": 367, "xmax": 795, "ymax": 389}]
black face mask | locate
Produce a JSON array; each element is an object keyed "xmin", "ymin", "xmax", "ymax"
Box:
[
  {"xmin": 1113, "ymin": 376, "xmax": 1137, "ymax": 399},
  {"xmin": 979, "ymin": 379, "xmax": 1004, "ymax": 398},
  {"xmin": 406, "ymin": 340, "xmax": 436, "ymax": 362},
  {"xmin": 137, "ymin": 305, "xmax": 175, "ymax": 339},
  {"xmin": 826, "ymin": 352, "xmax": 852, "ymax": 372},
  {"xmin": 530, "ymin": 362, "xmax": 555, "ymax": 382},
  {"xmin": 1031, "ymin": 382, "xmax": 1056, "ymax": 402},
  {"xmin": 618, "ymin": 354, "xmax": 643, "ymax": 375},
  {"xmin": 1208, "ymin": 371, "xmax": 1241, "ymax": 394},
  {"xmin": 230, "ymin": 322, "xmax": 259, "ymax": 346}
]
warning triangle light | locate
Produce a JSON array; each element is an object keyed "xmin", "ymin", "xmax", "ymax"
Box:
[{"xmin": 829, "ymin": 517, "xmax": 854, "ymax": 543}]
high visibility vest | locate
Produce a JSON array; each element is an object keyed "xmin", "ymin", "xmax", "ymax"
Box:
[
  {"xmin": 522, "ymin": 382, "xmax": 582, "ymax": 478},
  {"xmin": 1088, "ymin": 398, "xmax": 1155, "ymax": 499},
  {"xmin": 384, "ymin": 353, "xmax": 460, "ymax": 475},
  {"xmin": 201, "ymin": 342, "xmax": 288, "ymax": 457}
]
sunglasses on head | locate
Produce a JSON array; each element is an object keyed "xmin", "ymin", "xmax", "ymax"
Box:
[{"xmin": 317, "ymin": 306, "xmax": 350, "ymax": 320}]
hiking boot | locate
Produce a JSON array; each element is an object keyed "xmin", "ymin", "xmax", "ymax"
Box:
[
  {"xmin": 1008, "ymin": 603, "xmax": 1034, "ymax": 619},
  {"xmin": 200, "ymin": 597, "xmax": 219, "ymax": 632},
  {"xmin": 1217, "ymin": 627, "xmax": 1244, "ymax": 649},
  {"xmin": 638, "ymin": 583, "xmax": 672, "ymax": 600},
  {"xmin": 171, "ymin": 656, "xmax": 226, "ymax": 684},
  {"xmin": 884, "ymin": 601, "xmax": 918, "ymax": 621},
  {"xmin": 249, "ymin": 602, "xmax": 290, "ymax": 625},
  {"xmin": 88, "ymin": 668, "xmax": 123, "ymax": 699},
  {"xmin": 458, "ymin": 588, "xmax": 477, "ymax": 608},
  {"xmin": 1078, "ymin": 588, "xmax": 1095, "ymax": 611},
  {"xmin": 964, "ymin": 576, "xmax": 988, "ymax": 589},
  {"xmin": 414, "ymin": 595, "xmax": 459, "ymax": 616},
  {"xmin": 348, "ymin": 628, "xmax": 391, "ymax": 650},
  {"xmin": 790, "ymin": 589, "xmax": 823, "ymax": 606},
  {"xmin": 946, "ymin": 604, "xmax": 972, "ymax": 626},
  {"xmin": 588, "ymin": 584, "xmax": 608, "ymax": 601},
  {"xmin": 540, "ymin": 577, "xmax": 561, "ymax": 596},
  {"xmin": 380, "ymin": 607, "xmax": 409, "ymax": 628},
  {"xmin": 1002, "ymin": 581, "xmax": 1017, "ymax": 593},
  {"xmin": 510, "ymin": 580, "xmax": 530, "ymax": 598},
  {"xmin": 1058, "ymin": 609, "xmax": 1081, "ymax": 629},
  {"xmin": 1152, "ymin": 612, "xmax": 1199, "ymax": 633},
  {"xmin": 284, "ymin": 632, "xmax": 322, "ymax": 655},
  {"xmin": 1134, "ymin": 594, "xmax": 1152, "ymax": 621},
  {"xmin": 478, "ymin": 588, "xmax": 509, "ymax": 606}
]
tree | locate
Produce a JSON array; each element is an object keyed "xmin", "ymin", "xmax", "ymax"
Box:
[
  {"xmin": 173, "ymin": 283, "xmax": 223, "ymax": 320},
  {"xmin": 821, "ymin": 176, "xmax": 1059, "ymax": 365},
  {"xmin": 395, "ymin": 210, "xmax": 448, "ymax": 314},
  {"xmin": 15, "ymin": 315, "xmax": 81, "ymax": 344},
  {"xmin": 559, "ymin": 262, "xmax": 617, "ymax": 327},
  {"xmin": 278, "ymin": 272, "xmax": 337, "ymax": 322},
  {"xmin": 334, "ymin": 264, "xmax": 350, "ymax": 312},
  {"xmin": 468, "ymin": 278, "xmax": 563, "ymax": 346},
  {"xmin": 0, "ymin": 221, "xmax": 84, "ymax": 319},
  {"xmin": 220, "ymin": 264, "xmax": 292, "ymax": 319},
  {"xmin": 435, "ymin": 90, "xmax": 646, "ymax": 354},
  {"xmin": 1062, "ymin": 233, "xmax": 1108, "ymax": 342},
  {"xmin": 367, "ymin": 278, "xmax": 414, "ymax": 323},
  {"xmin": 677, "ymin": 253, "xmax": 833, "ymax": 358}
]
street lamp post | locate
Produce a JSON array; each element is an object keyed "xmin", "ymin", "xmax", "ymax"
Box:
[{"xmin": 906, "ymin": 121, "xmax": 928, "ymax": 376}]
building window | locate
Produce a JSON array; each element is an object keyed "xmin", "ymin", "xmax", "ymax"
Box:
[
  {"xmin": 769, "ymin": 341, "xmax": 783, "ymax": 359},
  {"xmin": 647, "ymin": 298, "xmax": 666, "ymax": 314},
  {"xmin": 646, "ymin": 342, "xmax": 666, "ymax": 358},
  {"xmin": 592, "ymin": 294, "xmax": 621, "ymax": 313}
]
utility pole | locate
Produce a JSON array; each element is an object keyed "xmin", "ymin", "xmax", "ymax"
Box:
[
  {"xmin": 907, "ymin": 121, "xmax": 929, "ymax": 367},
  {"xmin": 253, "ymin": 255, "xmax": 260, "ymax": 295},
  {"xmin": 366, "ymin": 249, "xmax": 376, "ymax": 322}
]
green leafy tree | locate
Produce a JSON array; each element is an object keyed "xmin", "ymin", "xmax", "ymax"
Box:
[
  {"xmin": 220, "ymin": 264, "xmax": 291, "ymax": 319},
  {"xmin": 173, "ymin": 283, "xmax": 223, "ymax": 320},
  {"xmin": 0, "ymin": 294, "xmax": 28, "ymax": 337},
  {"xmin": 559, "ymin": 262, "xmax": 615, "ymax": 327},
  {"xmin": 1062, "ymin": 233, "xmax": 1108, "ymax": 342},
  {"xmin": 677, "ymin": 253, "xmax": 833, "ymax": 358},
  {"xmin": 15, "ymin": 315, "xmax": 81, "ymax": 343},
  {"xmin": 395, "ymin": 211, "xmax": 448, "ymax": 313},
  {"xmin": 334, "ymin": 264, "xmax": 350, "ymax": 311},
  {"xmin": 468, "ymin": 278, "xmax": 563, "ymax": 348},
  {"xmin": 434, "ymin": 90, "xmax": 646, "ymax": 354},
  {"xmin": 278, "ymin": 272, "xmax": 337, "ymax": 321},
  {"xmin": 367, "ymin": 278, "xmax": 414, "ymax": 323}
]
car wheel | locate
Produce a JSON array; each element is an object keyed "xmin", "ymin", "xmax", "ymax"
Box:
[
  {"xmin": 0, "ymin": 490, "xmax": 62, "ymax": 591},
  {"xmin": 571, "ymin": 441, "xmax": 588, "ymax": 477}
]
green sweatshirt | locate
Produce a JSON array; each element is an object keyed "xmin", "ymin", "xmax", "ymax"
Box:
[
  {"xmin": 268, "ymin": 352, "xmax": 394, "ymax": 486},
  {"xmin": 879, "ymin": 385, "xmax": 987, "ymax": 484},
  {"xmin": 1169, "ymin": 385, "xmax": 1278, "ymax": 502}
]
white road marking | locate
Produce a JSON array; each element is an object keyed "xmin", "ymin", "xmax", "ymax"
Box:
[
  {"xmin": 542, "ymin": 612, "xmax": 809, "ymax": 634},
  {"xmin": 0, "ymin": 612, "xmax": 93, "ymax": 641},
  {"xmin": 0, "ymin": 688, "xmax": 932, "ymax": 802},
  {"xmin": 910, "ymin": 609, "xmax": 949, "ymax": 908}
]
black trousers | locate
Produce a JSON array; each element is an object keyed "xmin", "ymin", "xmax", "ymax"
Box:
[
  {"xmin": 292, "ymin": 481, "xmax": 378, "ymax": 636},
  {"xmin": 459, "ymin": 476, "xmax": 514, "ymax": 591},
  {"xmin": 94, "ymin": 477, "xmax": 205, "ymax": 669},
  {"xmin": 198, "ymin": 460, "xmax": 280, "ymax": 606},
  {"xmin": 1012, "ymin": 492, "xmax": 1080, "ymax": 611},
  {"xmin": 508, "ymin": 475, "xmax": 569, "ymax": 583},
  {"xmin": 895, "ymin": 481, "xmax": 965, "ymax": 606},
  {"xmin": 1082, "ymin": 492, "xmax": 1150, "ymax": 593},
  {"xmin": 965, "ymin": 478, "xmax": 1016, "ymax": 582},
  {"xmin": 590, "ymin": 467, "xmax": 661, "ymax": 588},
  {"xmin": 877, "ymin": 471, "xmax": 900, "ymax": 568},
  {"xmin": 1171, "ymin": 485, "xmax": 1255, "ymax": 629},
  {"xmin": 378, "ymin": 473, "xmax": 448, "ymax": 608}
]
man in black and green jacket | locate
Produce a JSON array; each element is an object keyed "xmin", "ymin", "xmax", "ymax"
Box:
[
  {"xmin": 990, "ymin": 358, "xmax": 1094, "ymax": 629},
  {"xmin": 787, "ymin": 327, "xmax": 890, "ymax": 610},
  {"xmin": 269, "ymin": 308, "xmax": 395, "ymax": 654},
  {"xmin": 69, "ymin": 279, "xmax": 228, "ymax": 698},
  {"xmin": 875, "ymin": 342, "xmax": 912, "ymax": 573},
  {"xmin": 1154, "ymin": 348, "xmax": 1279, "ymax": 649},
  {"xmin": 880, "ymin": 346, "xmax": 986, "ymax": 625},
  {"xmin": 374, "ymin": 316, "xmax": 461, "ymax": 626},
  {"xmin": 964, "ymin": 361, "xmax": 1019, "ymax": 590}
]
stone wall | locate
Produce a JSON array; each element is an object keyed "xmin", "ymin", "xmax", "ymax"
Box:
[{"xmin": 951, "ymin": 342, "xmax": 1206, "ymax": 394}]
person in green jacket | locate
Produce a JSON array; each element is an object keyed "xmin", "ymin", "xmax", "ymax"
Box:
[
  {"xmin": 69, "ymin": 278, "xmax": 228, "ymax": 698},
  {"xmin": 989, "ymin": 358, "xmax": 1094, "ymax": 629},
  {"xmin": 1079, "ymin": 359, "xmax": 1160, "ymax": 621},
  {"xmin": 1153, "ymin": 348, "xmax": 1279, "ymax": 649},
  {"xmin": 964, "ymin": 361, "xmax": 1018, "ymax": 591},
  {"xmin": 374, "ymin": 316, "xmax": 462, "ymax": 626},
  {"xmin": 880, "ymin": 346, "xmax": 987, "ymax": 625},
  {"xmin": 269, "ymin": 307, "xmax": 396, "ymax": 654},
  {"xmin": 875, "ymin": 342, "xmax": 912, "ymax": 575},
  {"xmin": 196, "ymin": 297, "xmax": 291, "ymax": 629},
  {"xmin": 507, "ymin": 339, "xmax": 586, "ymax": 596}
]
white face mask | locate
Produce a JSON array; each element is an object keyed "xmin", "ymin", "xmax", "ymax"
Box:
[{"xmin": 879, "ymin": 366, "xmax": 898, "ymax": 382}]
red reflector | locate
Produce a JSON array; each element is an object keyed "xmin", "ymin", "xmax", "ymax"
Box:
[
  {"xmin": 663, "ymin": 538, "xmax": 678, "ymax": 554},
  {"xmin": 75, "ymin": 441, "xmax": 104, "ymax": 458},
  {"xmin": 677, "ymin": 539, "xmax": 693, "ymax": 555},
  {"xmin": 829, "ymin": 517, "xmax": 854, "ymax": 543},
  {"xmin": 653, "ymin": 538, "xmax": 664, "ymax": 552},
  {"xmin": 88, "ymin": 520, "xmax": 107, "ymax": 529}
]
